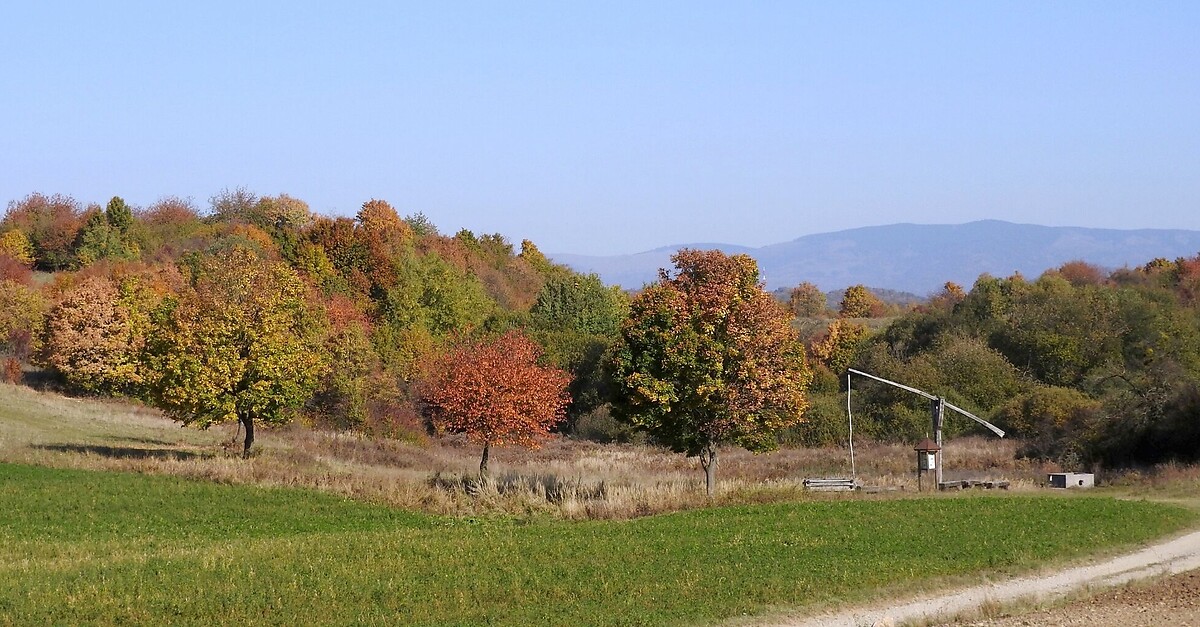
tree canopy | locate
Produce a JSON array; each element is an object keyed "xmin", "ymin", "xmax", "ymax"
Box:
[
  {"xmin": 147, "ymin": 248, "xmax": 328, "ymax": 456},
  {"xmin": 419, "ymin": 330, "xmax": 571, "ymax": 478},
  {"xmin": 607, "ymin": 249, "xmax": 812, "ymax": 497}
]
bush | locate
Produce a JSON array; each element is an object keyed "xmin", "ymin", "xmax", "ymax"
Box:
[
  {"xmin": 572, "ymin": 406, "xmax": 639, "ymax": 444},
  {"xmin": 361, "ymin": 398, "xmax": 429, "ymax": 445},
  {"xmin": 992, "ymin": 386, "xmax": 1100, "ymax": 463},
  {"xmin": 783, "ymin": 393, "xmax": 850, "ymax": 447}
]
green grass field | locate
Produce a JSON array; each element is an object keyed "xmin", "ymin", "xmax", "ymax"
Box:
[{"xmin": 1, "ymin": 463, "xmax": 1193, "ymax": 626}]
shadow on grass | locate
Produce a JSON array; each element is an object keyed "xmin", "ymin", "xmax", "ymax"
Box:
[
  {"xmin": 32, "ymin": 443, "xmax": 207, "ymax": 461},
  {"xmin": 106, "ymin": 436, "xmax": 181, "ymax": 447}
]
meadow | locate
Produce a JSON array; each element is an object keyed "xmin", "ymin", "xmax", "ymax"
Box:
[
  {"xmin": 2, "ymin": 463, "xmax": 1193, "ymax": 626},
  {"xmin": 2, "ymin": 383, "xmax": 1198, "ymax": 625},
  {"xmin": 0, "ymin": 383, "xmax": 1054, "ymax": 520}
]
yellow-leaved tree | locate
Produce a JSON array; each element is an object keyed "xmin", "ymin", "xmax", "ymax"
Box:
[{"xmin": 147, "ymin": 247, "xmax": 328, "ymax": 457}]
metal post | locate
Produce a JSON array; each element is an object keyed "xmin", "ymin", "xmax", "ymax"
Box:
[
  {"xmin": 846, "ymin": 373, "xmax": 856, "ymax": 480},
  {"xmin": 932, "ymin": 398, "xmax": 945, "ymax": 487}
]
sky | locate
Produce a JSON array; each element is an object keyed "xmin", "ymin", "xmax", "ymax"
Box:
[{"xmin": 2, "ymin": 2, "xmax": 1198, "ymax": 255}]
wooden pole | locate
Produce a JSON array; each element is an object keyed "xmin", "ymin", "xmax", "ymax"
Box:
[{"xmin": 932, "ymin": 398, "xmax": 945, "ymax": 487}]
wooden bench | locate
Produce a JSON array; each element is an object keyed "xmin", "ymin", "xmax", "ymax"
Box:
[{"xmin": 803, "ymin": 478, "xmax": 859, "ymax": 492}]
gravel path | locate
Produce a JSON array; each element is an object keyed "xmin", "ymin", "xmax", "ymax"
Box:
[
  {"xmin": 763, "ymin": 529, "xmax": 1200, "ymax": 627},
  {"xmin": 956, "ymin": 568, "xmax": 1200, "ymax": 626}
]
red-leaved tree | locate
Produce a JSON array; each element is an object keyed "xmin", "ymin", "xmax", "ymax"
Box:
[{"xmin": 420, "ymin": 330, "xmax": 571, "ymax": 478}]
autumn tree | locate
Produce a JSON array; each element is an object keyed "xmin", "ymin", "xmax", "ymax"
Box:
[
  {"xmin": 0, "ymin": 230, "xmax": 36, "ymax": 285},
  {"xmin": 607, "ymin": 249, "xmax": 812, "ymax": 497},
  {"xmin": 808, "ymin": 318, "xmax": 870, "ymax": 376},
  {"xmin": 208, "ymin": 187, "xmax": 259, "ymax": 223},
  {"xmin": 1050, "ymin": 260, "xmax": 1107, "ymax": 287},
  {"xmin": 306, "ymin": 215, "xmax": 370, "ymax": 292},
  {"xmin": 2, "ymin": 193, "xmax": 83, "ymax": 270},
  {"xmin": 0, "ymin": 257, "xmax": 32, "ymax": 285},
  {"xmin": 0, "ymin": 230, "xmax": 35, "ymax": 266},
  {"xmin": 419, "ymin": 330, "xmax": 570, "ymax": 478},
  {"xmin": 137, "ymin": 196, "xmax": 211, "ymax": 260},
  {"xmin": 147, "ymin": 247, "xmax": 328, "ymax": 457},
  {"xmin": 927, "ymin": 281, "xmax": 967, "ymax": 312},
  {"xmin": 39, "ymin": 276, "xmax": 145, "ymax": 394},
  {"xmin": 789, "ymin": 281, "xmax": 827, "ymax": 317},
  {"xmin": 0, "ymin": 280, "xmax": 47, "ymax": 383},
  {"xmin": 838, "ymin": 284, "xmax": 881, "ymax": 318},
  {"xmin": 517, "ymin": 239, "xmax": 560, "ymax": 276}
]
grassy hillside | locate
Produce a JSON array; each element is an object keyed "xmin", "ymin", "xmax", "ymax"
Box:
[{"xmin": 1, "ymin": 463, "xmax": 1193, "ymax": 626}]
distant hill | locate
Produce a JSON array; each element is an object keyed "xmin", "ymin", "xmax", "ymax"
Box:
[{"xmin": 550, "ymin": 220, "xmax": 1200, "ymax": 295}]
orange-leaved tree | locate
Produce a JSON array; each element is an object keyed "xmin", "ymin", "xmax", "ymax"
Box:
[
  {"xmin": 419, "ymin": 330, "xmax": 570, "ymax": 479},
  {"xmin": 607, "ymin": 249, "xmax": 812, "ymax": 498},
  {"xmin": 40, "ymin": 276, "xmax": 143, "ymax": 394}
]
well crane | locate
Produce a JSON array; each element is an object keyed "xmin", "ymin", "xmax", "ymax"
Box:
[{"xmin": 847, "ymin": 369, "xmax": 1005, "ymax": 487}]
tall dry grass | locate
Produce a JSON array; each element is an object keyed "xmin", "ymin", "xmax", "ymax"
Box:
[{"xmin": 0, "ymin": 382, "xmax": 1164, "ymax": 520}]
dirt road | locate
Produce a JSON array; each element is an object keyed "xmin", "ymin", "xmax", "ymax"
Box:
[
  {"xmin": 958, "ymin": 568, "xmax": 1200, "ymax": 626},
  {"xmin": 763, "ymin": 529, "xmax": 1200, "ymax": 627}
]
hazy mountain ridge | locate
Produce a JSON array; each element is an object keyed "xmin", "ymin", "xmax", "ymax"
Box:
[{"xmin": 550, "ymin": 220, "xmax": 1200, "ymax": 294}]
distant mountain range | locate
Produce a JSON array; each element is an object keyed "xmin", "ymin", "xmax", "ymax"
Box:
[{"xmin": 549, "ymin": 220, "xmax": 1200, "ymax": 295}]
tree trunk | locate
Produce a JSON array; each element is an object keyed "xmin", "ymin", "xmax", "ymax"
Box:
[
  {"xmin": 699, "ymin": 442, "xmax": 718, "ymax": 499},
  {"xmin": 479, "ymin": 441, "xmax": 490, "ymax": 481},
  {"xmin": 241, "ymin": 415, "xmax": 255, "ymax": 459}
]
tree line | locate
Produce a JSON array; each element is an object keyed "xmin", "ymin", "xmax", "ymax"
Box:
[
  {"xmin": 798, "ymin": 260, "xmax": 1200, "ymax": 469},
  {"xmin": 3, "ymin": 189, "xmax": 1197, "ymax": 484},
  {"xmin": 0, "ymin": 190, "xmax": 809, "ymax": 493}
]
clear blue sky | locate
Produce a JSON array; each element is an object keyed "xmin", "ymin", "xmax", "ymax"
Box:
[{"xmin": 2, "ymin": 2, "xmax": 1197, "ymax": 255}]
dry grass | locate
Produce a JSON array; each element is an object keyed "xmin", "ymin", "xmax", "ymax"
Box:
[{"xmin": 1, "ymin": 382, "xmax": 1177, "ymax": 520}]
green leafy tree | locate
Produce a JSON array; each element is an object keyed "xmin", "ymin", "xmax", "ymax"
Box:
[
  {"xmin": 404, "ymin": 212, "xmax": 439, "ymax": 237},
  {"xmin": 991, "ymin": 276, "xmax": 1125, "ymax": 386},
  {"xmin": 254, "ymin": 193, "xmax": 311, "ymax": 231},
  {"xmin": 74, "ymin": 197, "xmax": 141, "ymax": 265},
  {"xmin": 380, "ymin": 253, "xmax": 494, "ymax": 340},
  {"xmin": 531, "ymin": 272, "xmax": 628, "ymax": 337},
  {"xmin": 913, "ymin": 335, "xmax": 1026, "ymax": 414},
  {"xmin": 529, "ymin": 272, "xmax": 630, "ymax": 428},
  {"xmin": 607, "ymin": 249, "xmax": 812, "ymax": 497},
  {"xmin": 311, "ymin": 321, "xmax": 380, "ymax": 430},
  {"xmin": 147, "ymin": 248, "xmax": 328, "ymax": 457}
]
